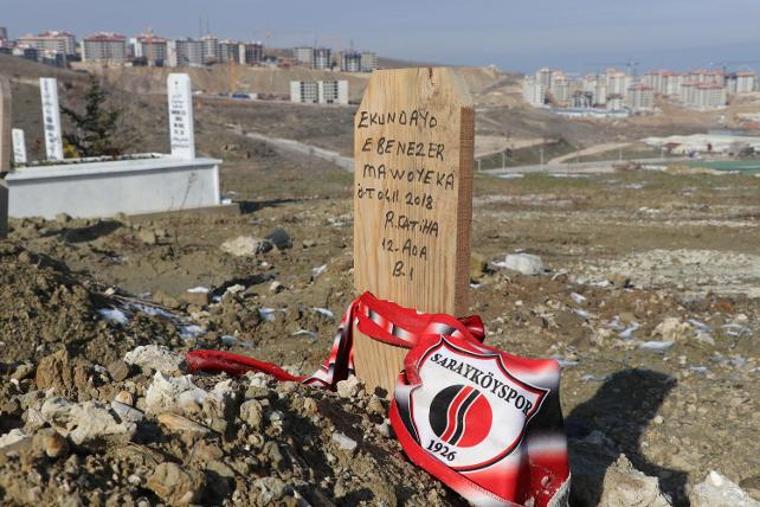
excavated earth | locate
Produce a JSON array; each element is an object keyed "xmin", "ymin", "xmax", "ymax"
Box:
[{"xmin": 1, "ymin": 149, "xmax": 760, "ymax": 506}]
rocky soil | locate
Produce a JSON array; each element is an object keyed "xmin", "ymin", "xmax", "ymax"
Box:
[{"xmin": 2, "ymin": 152, "xmax": 760, "ymax": 506}]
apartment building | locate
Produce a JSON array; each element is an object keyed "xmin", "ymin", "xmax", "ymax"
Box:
[
  {"xmin": 536, "ymin": 67, "xmax": 553, "ymax": 89},
  {"xmin": 627, "ymin": 83, "xmax": 655, "ymax": 111},
  {"xmin": 82, "ymin": 32, "xmax": 127, "ymax": 65},
  {"xmin": 313, "ymin": 47, "xmax": 332, "ymax": 70},
  {"xmin": 290, "ymin": 81, "xmax": 319, "ymax": 103},
  {"xmin": 693, "ymin": 83, "xmax": 727, "ymax": 109},
  {"xmin": 605, "ymin": 69, "xmax": 631, "ymax": 99},
  {"xmin": 290, "ymin": 80, "xmax": 348, "ymax": 104},
  {"xmin": 341, "ymin": 51, "xmax": 361, "ymax": 72},
  {"xmin": 201, "ymin": 35, "xmax": 220, "ymax": 64},
  {"xmin": 318, "ymin": 80, "xmax": 348, "ymax": 103},
  {"xmin": 134, "ymin": 33, "xmax": 167, "ymax": 66},
  {"xmin": 606, "ymin": 94, "xmax": 624, "ymax": 110},
  {"xmin": 522, "ymin": 76, "xmax": 546, "ymax": 107},
  {"xmin": 293, "ymin": 46, "xmax": 314, "ymax": 66},
  {"xmin": 219, "ymin": 40, "xmax": 243, "ymax": 64},
  {"xmin": 243, "ymin": 42, "xmax": 263, "ymax": 64},
  {"xmin": 726, "ymin": 71, "xmax": 756, "ymax": 95},
  {"xmin": 360, "ymin": 51, "xmax": 377, "ymax": 72},
  {"xmin": 549, "ymin": 72, "xmax": 570, "ymax": 105},
  {"xmin": 175, "ymin": 38, "xmax": 203, "ymax": 67},
  {"xmin": 17, "ymin": 31, "xmax": 76, "ymax": 56}
]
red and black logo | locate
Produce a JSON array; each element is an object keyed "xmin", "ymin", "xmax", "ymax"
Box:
[{"xmin": 429, "ymin": 384, "xmax": 492, "ymax": 448}]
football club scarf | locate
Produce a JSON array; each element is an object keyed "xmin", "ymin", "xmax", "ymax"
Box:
[{"xmin": 186, "ymin": 292, "xmax": 570, "ymax": 506}]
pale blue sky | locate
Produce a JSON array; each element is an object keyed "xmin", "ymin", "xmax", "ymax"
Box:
[{"xmin": 4, "ymin": 0, "xmax": 760, "ymax": 72}]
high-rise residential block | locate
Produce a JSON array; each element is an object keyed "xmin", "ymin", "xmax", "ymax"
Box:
[{"xmin": 82, "ymin": 32, "xmax": 127, "ymax": 65}]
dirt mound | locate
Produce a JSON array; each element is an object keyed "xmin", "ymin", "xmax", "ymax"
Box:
[
  {"xmin": 0, "ymin": 343, "xmax": 460, "ymax": 506},
  {"xmin": 0, "ymin": 242, "xmax": 184, "ymax": 365}
]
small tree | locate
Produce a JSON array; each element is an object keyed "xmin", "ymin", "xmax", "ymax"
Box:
[{"xmin": 61, "ymin": 76, "xmax": 123, "ymax": 157}]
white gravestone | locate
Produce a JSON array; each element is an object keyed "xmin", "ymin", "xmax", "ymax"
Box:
[
  {"xmin": 40, "ymin": 77, "xmax": 64, "ymax": 161},
  {"xmin": 167, "ymin": 73, "xmax": 195, "ymax": 160},
  {"xmin": 0, "ymin": 77, "xmax": 9, "ymax": 238},
  {"xmin": 11, "ymin": 128, "xmax": 26, "ymax": 165}
]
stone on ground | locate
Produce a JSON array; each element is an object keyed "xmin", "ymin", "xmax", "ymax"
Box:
[
  {"xmin": 147, "ymin": 462, "xmax": 205, "ymax": 505},
  {"xmin": 652, "ymin": 317, "xmax": 692, "ymax": 342},
  {"xmin": 495, "ymin": 253, "xmax": 545, "ymax": 275},
  {"xmin": 691, "ymin": 471, "xmax": 760, "ymax": 507},
  {"xmin": 123, "ymin": 345, "xmax": 183, "ymax": 375},
  {"xmin": 598, "ymin": 455, "xmax": 672, "ymax": 507},
  {"xmin": 40, "ymin": 397, "xmax": 136, "ymax": 445},
  {"xmin": 266, "ymin": 228, "xmax": 292, "ymax": 250},
  {"xmin": 220, "ymin": 236, "xmax": 271, "ymax": 256}
]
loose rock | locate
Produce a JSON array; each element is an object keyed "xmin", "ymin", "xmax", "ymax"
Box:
[
  {"xmin": 107, "ymin": 359, "xmax": 131, "ymax": 382},
  {"xmin": 40, "ymin": 397, "xmax": 136, "ymax": 445},
  {"xmin": 691, "ymin": 471, "xmax": 760, "ymax": 507},
  {"xmin": 220, "ymin": 236, "xmax": 271, "ymax": 256},
  {"xmin": 124, "ymin": 345, "xmax": 183, "ymax": 375},
  {"xmin": 336, "ymin": 375, "xmax": 364, "ymax": 399},
  {"xmin": 653, "ymin": 318, "xmax": 693, "ymax": 342},
  {"xmin": 157, "ymin": 413, "xmax": 211, "ymax": 436},
  {"xmin": 240, "ymin": 399, "xmax": 264, "ymax": 430},
  {"xmin": 147, "ymin": 462, "xmax": 204, "ymax": 505}
]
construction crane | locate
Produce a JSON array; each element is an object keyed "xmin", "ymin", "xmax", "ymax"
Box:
[
  {"xmin": 708, "ymin": 60, "xmax": 760, "ymax": 75},
  {"xmin": 585, "ymin": 59, "xmax": 640, "ymax": 78}
]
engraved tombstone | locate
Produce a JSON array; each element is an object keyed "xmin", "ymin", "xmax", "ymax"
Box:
[
  {"xmin": 167, "ymin": 73, "xmax": 195, "ymax": 160},
  {"xmin": 40, "ymin": 77, "xmax": 63, "ymax": 161}
]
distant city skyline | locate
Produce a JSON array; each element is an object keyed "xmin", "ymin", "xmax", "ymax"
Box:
[{"xmin": 4, "ymin": 0, "xmax": 760, "ymax": 73}]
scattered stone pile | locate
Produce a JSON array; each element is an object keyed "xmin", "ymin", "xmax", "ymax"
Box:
[{"xmin": 0, "ymin": 342, "xmax": 462, "ymax": 506}]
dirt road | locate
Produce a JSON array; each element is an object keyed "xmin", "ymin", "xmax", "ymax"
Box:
[{"xmin": 548, "ymin": 142, "xmax": 631, "ymax": 165}]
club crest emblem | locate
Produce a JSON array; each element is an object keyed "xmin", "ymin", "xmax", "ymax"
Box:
[{"xmin": 403, "ymin": 337, "xmax": 549, "ymax": 471}]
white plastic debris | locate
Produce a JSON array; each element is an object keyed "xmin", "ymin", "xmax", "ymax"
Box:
[
  {"xmin": 98, "ymin": 308, "xmax": 129, "ymax": 326},
  {"xmin": 573, "ymin": 309, "xmax": 591, "ymax": 319},
  {"xmin": 492, "ymin": 253, "xmax": 545, "ymax": 276},
  {"xmin": 571, "ymin": 292, "xmax": 587, "ymax": 304},
  {"xmin": 179, "ymin": 324, "xmax": 205, "ymax": 340},
  {"xmin": 258, "ymin": 307, "xmax": 286, "ymax": 322},
  {"xmin": 639, "ymin": 340, "xmax": 675, "ymax": 352},
  {"xmin": 292, "ymin": 329, "xmax": 318, "ymax": 338},
  {"xmin": 312, "ymin": 307, "xmax": 335, "ymax": 320},
  {"xmin": 619, "ymin": 322, "xmax": 640, "ymax": 340},
  {"xmin": 331, "ymin": 431, "xmax": 358, "ymax": 452}
]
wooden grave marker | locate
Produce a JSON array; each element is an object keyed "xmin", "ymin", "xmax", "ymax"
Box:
[{"xmin": 353, "ymin": 67, "xmax": 474, "ymax": 395}]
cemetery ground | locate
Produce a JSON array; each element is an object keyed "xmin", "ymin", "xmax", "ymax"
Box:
[{"xmin": 1, "ymin": 148, "xmax": 759, "ymax": 505}]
